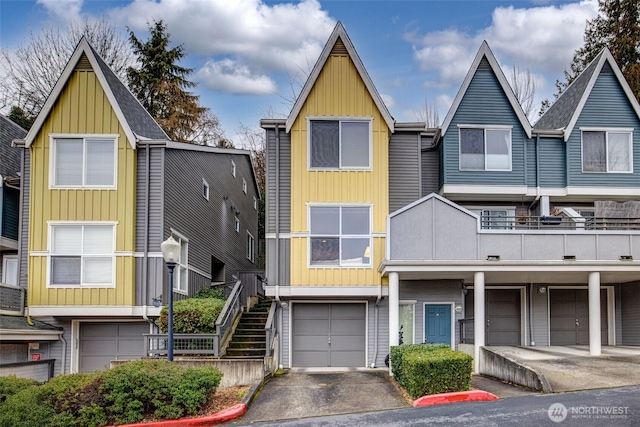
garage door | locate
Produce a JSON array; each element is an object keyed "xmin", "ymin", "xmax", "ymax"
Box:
[
  {"xmin": 79, "ymin": 322, "xmax": 149, "ymax": 372},
  {"xmin": 292, "ymin": 303, "xmax": 365, "ymax": 368},
  {"xmin": 550, "ymin": 289, "xmax": 607, "ymax": 345}
]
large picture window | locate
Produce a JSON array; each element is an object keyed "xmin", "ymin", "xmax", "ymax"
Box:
[
  {"xmin": 310, "ymin": 120, "xmax": 370, "ymax": 169},
  {"xmin": 459, "ymin": 127, "xmax": 511, "ymax": 171},
  {"xmin": 51, "ymin": 136, "xmax": 116, "ymax": 187},
  {"xmin": 49, "ymin": 224, "xmax": 114, "ymax": 286},
  {"xmin": 582, "ymin": 130, "xmax": 632, "ymax": 173},
  {"xmin": 309, "ymin": 206, "xmax": 371, "ymax": 267}
]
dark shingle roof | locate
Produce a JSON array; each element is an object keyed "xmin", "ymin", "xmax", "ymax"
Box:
[
  {"xmin": 88, "ymin": 44, "xmax": 168, "ymax": 141},
  {"xmin": 0, "ymin": 315, "xmax": 62, "ymax": 332},
  {"xmin": 534, "ymin": 52, "xmax": 603, "ymax": 131},
  {"xmin": 0, "ymin": 114, "xmax": 26, "ymax": 179}
]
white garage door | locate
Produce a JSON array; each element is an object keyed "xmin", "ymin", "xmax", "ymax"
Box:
[
  {"xmin": 79, "ymin": 322, "xmax": 149, "ymax": 372},
  {"xmin": 292, "ymin": 303, "xmax": 366, "ymax": 368}
]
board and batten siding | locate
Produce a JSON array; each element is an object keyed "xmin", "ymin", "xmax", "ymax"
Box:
[
  {"xmin": 163, "ymin": 149, "xmax": 259, "ymax": 297},
  {"xmin": 389, "ymin": 132, "xmax": 420, "ymax": 213},
  {"xmin": 288, "ymin": 54, "xmax": 389, "ymax": 287},
  {"xmin": 566, "ymin": 63, "xmax": 640, "ymax": 187},
  {"xmin": 442, "ymin": 58, "xmax": 528, "ymax": 188},
  {"xmin": 28, "ymin": 69, "xmax": 136, "ymax": 307}
]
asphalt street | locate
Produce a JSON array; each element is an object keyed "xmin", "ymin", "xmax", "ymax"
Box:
[{"xmin": 234, "ymin": 385, "xmax": 640, "ymax": 426}]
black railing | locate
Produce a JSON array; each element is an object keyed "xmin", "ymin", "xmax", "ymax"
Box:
[
  {"xmin": 458, "ymin": 318, "xmax": 474, "ymax": 344},
  {"xmin": 478, "ymin": 214, "xmax": 640, "ymax": 231},
  {"xmin": 0, "ymin": 283, "xmax": 25, "ymax": 315}
]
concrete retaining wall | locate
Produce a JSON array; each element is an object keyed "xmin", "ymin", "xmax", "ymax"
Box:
[
  {"xmin": 479, "ymin": 347, "xmax": 551, "ymax": 393},
  {"xmin": 111, "ymin": 358, "xmax": 264, "ymax": 389}
]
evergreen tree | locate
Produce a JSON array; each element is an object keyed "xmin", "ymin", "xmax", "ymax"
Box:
[
  {"xmin": 127, "ymin": 20, "xmax": 220, "ymax": 143},
  {"xmin": 541, "ymin": 0, "xmax": 640, "ymax": 115},
  {"xmin": 7, "ymin": 106, "xmax": 34, "ymax": 130}
]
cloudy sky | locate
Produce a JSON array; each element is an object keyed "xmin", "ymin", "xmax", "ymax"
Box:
[{"xmin": 0, "ymin": 0, "xmax": 599, "ymax": 143}]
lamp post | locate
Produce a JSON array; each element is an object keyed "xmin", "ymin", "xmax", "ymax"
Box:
[{"xmin": 161, "ymin": 235, "xmax": 180, "ymax": 362}]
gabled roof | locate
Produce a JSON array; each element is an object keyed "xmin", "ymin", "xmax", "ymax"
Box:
[
  {"xmin": 285, "ymin": 21, "xmax": 394, "ymax": 133},
  {"xmin": 441, "ymin": 41, "xmax": 532, "ymax": 138},
  {"xmin": 534, "ymin": 48, "xmax": 640, "ymax": 141},
  {"xmin": 23, "ymin": 37, "xmax": 168, "ymax": 149},
  {"xmin": 0, "ymin": 114, "xmax": 26, "ymax": 179}
]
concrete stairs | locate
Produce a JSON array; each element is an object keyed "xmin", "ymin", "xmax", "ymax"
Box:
[{"xmin": 224, "ymin": 298, "xmax": 271, "ymax": 359}]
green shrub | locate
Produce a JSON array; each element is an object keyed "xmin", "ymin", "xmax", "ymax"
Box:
[
  {"xmin": 0, "ymin": 375, "xmax": 40, "ymax": 405},
  {"xmin": 0, "ymin": 361, "xmax": 222, "ymax": 427},
  {"xmin": 194, "ymin": 286, "xmax": 225, "ymax": 299},
  {"xmin": 158, "ymin": 297, "xmax": 226, "ymax": 333},
  {"xmin": 391, "ymin": 344, "xmax": 472, "ymax": 399}
]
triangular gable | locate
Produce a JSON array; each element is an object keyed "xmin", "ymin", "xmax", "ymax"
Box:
[
  {"xmin": 285, "ymin": 21, "xmax": 394, "ymax": 133},
  {"xmin": 558, "ymin": 48, "xmax": 640, "ymax": 141},
  {"xmin": 24, "ymin": 37, "xmax": 168, "ymax": 148},
  {"xmin": 441, "ymin": 41, "xmax": 532, "ymax": 138}
]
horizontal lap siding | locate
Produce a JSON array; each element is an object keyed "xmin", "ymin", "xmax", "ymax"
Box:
[
  {"xmin": 443, "ymin": 59, "xmax": 527, "ymax": 187},
  {"xmin": 389, "ymin": 132, "xmax": 420, "ymax": 213},
  {"xmin": 421, "ymin": 146, "xmax": 440, "ymax": 196},
  {"xmin": 538, "ymin": 137, "xmax": 566, "ymax": 187},
  {"xmin": 163, "ymin": 150, "xmax": 259, "ymax": 296},
  {"xmin": 567, "ymin": 65, "xmax": 640, "ymax": 187},
  {"xmin": 266, "ymin": 129, "xmax": 291, "ymax": 234},
  {"xmin": 19, "ymin": 150, "xmax": 30, "ymax": 288}
]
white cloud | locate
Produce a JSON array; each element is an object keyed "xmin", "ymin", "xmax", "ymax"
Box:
[
  {"xmin": 408, "ymin": 1, "xmax": 598, "ymax": 91},
  {"xmin": 110, "ymin": 0, "xmax": 335, "ymax": 76},
  {"xmin": 381, "ymin": 93, "xmax": 395, "ymax": 109},
  {"xmin": 196, "ymin": 59, "xmax": 277, "ymax": 95},
  {"xmin": 37, "ymin": 0, "xmax": 83, "ymax": 23}
]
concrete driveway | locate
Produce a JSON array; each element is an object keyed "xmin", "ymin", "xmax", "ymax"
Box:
[{"xmin": 236, "ymin": 369, "xmax": 410, "ymax": 423}]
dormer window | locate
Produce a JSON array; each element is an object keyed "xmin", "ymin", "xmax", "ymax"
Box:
[
  {"xmin": 459, "ymin": 126, "xmax": 511, "ymax": 171},
  {"xmin": 309, "ymin": 119, "xmax": 371, "ymax": 169}
]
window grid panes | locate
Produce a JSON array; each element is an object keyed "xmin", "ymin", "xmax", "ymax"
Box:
[
  {"xmin": 459, "ymin": 128, "xmax": 511, "ymax": 171},
  {"xmin": 582, "ymin": 130, "xmax": 632, "ymax": 173},
  {"xmin": 309, "ymin": 206, "xmax": 371, "ymax": 267},
  {"xmin": 53, "ymin": 137, "xmax": 115, "ymax": 187},
  {"xmin": 310, "ymin": 120, "xmax": 370, "ymax": 169},
  {"xmin": 50, "ymin": 224, "xmax": 114, "ymax": 286}
]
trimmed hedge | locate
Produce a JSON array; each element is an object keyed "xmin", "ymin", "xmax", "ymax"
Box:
[
  {"xmin": 0, "ymin": 360, "xmax": 222, "ymax": 427},
  {"xmin": 158, "ymin": 297, "xmax": 225, "ymax": 334},
  {"xmin": 390, "ymin": 344, "xmax": 472, "ymax": 399}
]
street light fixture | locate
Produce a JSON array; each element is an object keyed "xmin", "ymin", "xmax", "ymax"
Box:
[{"xmin": 161, "ymin": 235, "xmax": 180, "ymax": 361}]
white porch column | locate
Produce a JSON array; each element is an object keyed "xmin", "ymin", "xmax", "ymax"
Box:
[
  {"xmin": 389, "ymin": 272, "xmax": 400, "ymax": 348},
  {"xmin": 388, "ymin": 272, "xmax": 400, "ymax": 375},
  {"xmin": 588, "ymin": 271, "xmax": 601, "ymax": 356},
  {"xmin": 473, "ymin": 271, "xmax": 485, "ymax": 373}
]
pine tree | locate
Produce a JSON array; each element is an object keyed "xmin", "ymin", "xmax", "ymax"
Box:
[
  {"xmin": 127, "ymin": 20, "xmax": 219, "ymax": 143},
  {"xmin": 541, "ymin": 0, "xmax": 640, "ymax": 115}
]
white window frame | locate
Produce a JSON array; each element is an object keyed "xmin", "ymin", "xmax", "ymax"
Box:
[
  {"xmin": 467, "ymin": 206, "xmax": 516, "ymax": 230},
  {"xmin": 46, "ymin": 221, "xmax": 116, "ymax": 288},
  {"xmin": 170, "ymin": 230, "xmax": 189, "ymax": 294},
  {"xmin": 307, "ymin": 117, "xmax": 373, "ymax": 170},
  {"xmin": 581, "ymin": 128, "xmax": 633, "ymax": 173},
  {"xmin": 49, "ymin": 134, "xmax": 118, "ymax": 189},
  {"xmin": 2, "ymin": 255, "xmax": 18, "ymax": 286},
  {"xmin": 231, "ymin": 159, "xmax": 236, "ymax": 177},
  {"xmin": 242, "ymin": 178, "xmax": 247, "ymax": 194},
  {"xmin": 235, "ymin": 217, "xmax": 240, "ymax": 233},
  {"xmin": 253, "ymin": 196, "xmax": 257, "ymax": 210},
  {"xmin": 202, "ymin": 179, "xmax": 210, "ymax": 200},
  {"xmin": 247, "ymin": 231, "xmax": 255, "ymax": 263},
  {"xmin": 307, "ymin": 203, "xmax": 373, "ymax": 268},
  {"xmin": 458, "ymin": 125, "xmax": 512, "ymax": 172}
]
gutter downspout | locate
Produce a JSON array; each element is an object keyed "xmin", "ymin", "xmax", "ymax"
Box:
[
  {"xmin": 59, "ymin": 333, "xmax": 67, "ymax": 375},
  {"xmin": 529, "ymin": 133, "xmax": 541, "ymax": 212},
  {"xmin": 370, "ymin": 282, "xmax": 382, "ymax": 368},
  {"xmin": 142, "ymin": 142, "xmax": 151, "ymax": 324}
]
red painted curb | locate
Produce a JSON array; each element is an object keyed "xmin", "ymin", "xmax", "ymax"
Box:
[
  {"xmin": 107, "ymin": 403, "xmax": 247, "ymax": 427},
  {"xmin": 413, "ymin": 390, "xmax": 499, "ymax": 407}
]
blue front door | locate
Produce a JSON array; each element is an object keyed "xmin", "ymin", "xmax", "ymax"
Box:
[{"xmin": 425, "ymin": 304, "xmax": 451, "ymax": 345}]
